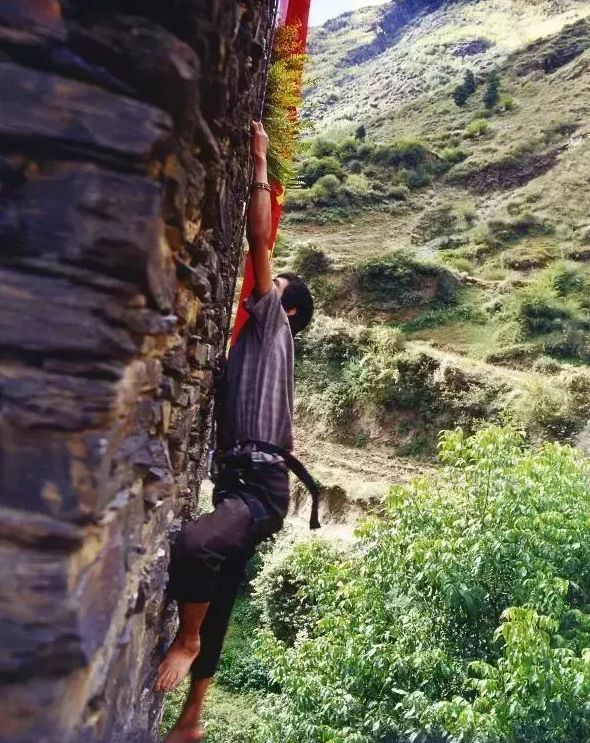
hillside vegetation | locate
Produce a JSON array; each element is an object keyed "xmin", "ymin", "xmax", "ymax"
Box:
[{"xmin": 276, "ymin": 0, "xmax": 590, "ymax": 456}]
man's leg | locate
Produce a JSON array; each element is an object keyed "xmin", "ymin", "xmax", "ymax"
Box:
[
  {"xmin": 163, "ymin": 678, "xmax": 210, "ymax": 743},
  {"xmin": 154, "ymin": 602, "xmax": 209, "ymax": 693},
  {"xmin": 164, "ymin": 557, "xmax": 248, "ymax": 741},
  {"xmin": 156, "ymin": 496, "xmax": 261, "ymax": 693}
]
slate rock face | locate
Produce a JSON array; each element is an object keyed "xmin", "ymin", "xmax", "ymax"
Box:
[{"xmin": 0, "ymin": 1, "xmax": 276, "ymax": 741}]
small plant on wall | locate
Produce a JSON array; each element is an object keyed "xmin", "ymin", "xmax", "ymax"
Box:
[{"xmin": 263, "ymin": 22, "xmax": 308, "ymax": 184}]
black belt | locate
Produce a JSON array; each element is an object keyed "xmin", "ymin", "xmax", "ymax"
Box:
[{"xmin": 214, "ymin": 441, "xmax": 321, "ymax": 530}]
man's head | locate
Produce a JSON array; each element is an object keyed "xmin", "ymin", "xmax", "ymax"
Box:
[{"xmin": 273, "ymin": 272, "xmax": 314, "ymax": 336}]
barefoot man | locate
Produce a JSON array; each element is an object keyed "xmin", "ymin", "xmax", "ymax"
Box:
[{"xmin": 155, "ymin": 121, "xmax": 317, "ymax": 741}]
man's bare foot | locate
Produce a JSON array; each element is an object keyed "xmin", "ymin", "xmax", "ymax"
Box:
[{"xmin": 155, "ymin": 636, "xmax": 201, "ymax": 692}]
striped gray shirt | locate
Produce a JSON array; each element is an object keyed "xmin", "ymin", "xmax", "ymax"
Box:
[{"xmin": 219, "ymin": 286, "xmax": 294, "ymax": 452}]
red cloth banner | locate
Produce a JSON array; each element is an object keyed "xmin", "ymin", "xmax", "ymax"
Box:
[{"xmin": 231, "ymin": 0, "xmax": 311, "ymax": 344}]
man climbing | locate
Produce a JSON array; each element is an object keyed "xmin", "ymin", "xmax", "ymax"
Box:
[{"xmin": 155, "ymin": 121, "xmax": 315, "ymax": 742}]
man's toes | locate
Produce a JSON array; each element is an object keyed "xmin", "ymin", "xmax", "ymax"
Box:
[{"xmin": 155, "ymin": 667, "xmax": 170, "ymax": 692}]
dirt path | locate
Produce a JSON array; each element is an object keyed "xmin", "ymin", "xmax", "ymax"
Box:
[{"xmin": 290, "ymin": 430, "xmax": 433, "ymax": 537}]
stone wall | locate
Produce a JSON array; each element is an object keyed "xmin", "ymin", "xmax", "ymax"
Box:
[{"xmin": 0, "ymin": 2, "xmax": 276, "ymax": 741}]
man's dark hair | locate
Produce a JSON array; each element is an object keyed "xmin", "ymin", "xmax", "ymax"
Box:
[{"xmin": 277, "ymin": 272, "xmax": 314, "ymax": 336}]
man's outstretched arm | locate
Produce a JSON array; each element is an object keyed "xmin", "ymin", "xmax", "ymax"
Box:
[{"xmin": 247, "ymin": 120, "xmax": 273, "ymax": 297}]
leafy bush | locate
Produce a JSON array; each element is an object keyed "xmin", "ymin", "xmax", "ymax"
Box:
[
  {"xmin": 292, "ymin": 245, "xmax": 332, "ymax": 278},
  {"xmin": 342, "ymin": 172, "xmax": 373, "ymax": 200},
  {"xmin": 514, "ymin": 288, "xmax": 574, "ymax": 335},
  {"xmin": 285, "ymin": 187, "xmax": 313, "ymax": 210},
  {"xmin": 532, "ymin": 356, "xmax": 563, "ymax": 375},
  {"xmin": 299, "ymin": 314, "xmax": 362, "ymax": 366},
  {"xmin": 441, "ymin": 146, "xmax": 468, "ymax": 165},
  {"xmin": 202, "ymin": 688, "xmax": 262, "ymax": 743},
  {"xmin": 399, "ymin": 165, "xmax": 434, "ymax": 188},
  {"xmin": 452, "ymin": 70, "xmax": 476, "ymax": 107},
  {"xmin": 215, "ymin": 598, "xmax": 272, "ymax": 693},
  {"xmin": 308, "ymin": 137, "xmax": 337, "ymax": 158},
  {"xmin": 463, "ymin": 69, "xmax": 476, "ymax": 95},
  {"xmin": 353, "ymin": 252, "xmax": 459, "ymax": 311},
  {"xmin": 500, "ymin": 93, "xmax": 515, "ymax": 111},
  {"xmin": 516, "ymin": 369, "xmax": 590, "ymax": 440},
  {"xmin": 452, "ymin": 83, "xmax": 469, "ymax": 107},
  {"xmin": 311, "ymin": 173, "xmax": 342, "ymax": 204},
  {"xmin": 335, "ymin": 137, "xmax": 362, "ymax": 162},
  {"xmin": 487, "ymin": 212, "xmax": 552, "ymax": 243},
  {"xmin": 253, "ymin": 537, "xmax": 344, "ymax": 646},
  {"xmin": 254, "ymin": 427, "xmax": 590, "ymax": 743},
  {"xmin": 300, "ymin": 155, "xmax": 344, "ymax": 187},
  {"xmin": 371, "ymin": 138, "xmax": 433, "ymax": 169},
  {"xmin": 464, "ymin": 118, "xmax": 490, "ymax": 139}
]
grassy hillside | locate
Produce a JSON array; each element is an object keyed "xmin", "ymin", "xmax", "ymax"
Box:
[{"xmin": 278, "ymin": 0, "xmax": 590, "ymax": 456}]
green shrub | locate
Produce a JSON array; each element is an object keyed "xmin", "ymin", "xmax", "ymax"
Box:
[
  {"xmin": 464, "ymin": 69, "xmax": 476, "ymax": 95},
  {"xmin": 514, "ymin": 288, "xmax": 574, "ymax": 335},
  {"xmin": 385, "ymin": 184, "xmax": 410, "ymax": 201},
  {"xmin": 299, "ymin": 314, "xmax": 361, "ymax": 366},
  {"xmin": 464, "ymin": 118, "xmax": 490, "ymax": 139},
  {"xmin": 342, "ymin": 172, "xmax": 373, "ymax": 201},
  {"xmin": 504, "ymin": 241, "xmax": 558, "ymax": 270},
  {"xmin": 353, "ymin": 252, "xmax": 459, "ymax": 311},
  {"xmin": 441, "ymin": 146, "xmax": 468, "ymax": 165},
  {"xmin": 400, "ymin": 165, "xmax": 434, "ymax": 188},
  {"xmin": 285, "ymin": 187, "xmax": 314, "ymax": 211},
  {"xmin": 299, "ymin": 155, "xmax": 344, "ymax": 187},
  {"xmin": 215, "ymin": 598, "xmax": 272, "ymax": 693},
  {"xmin": 254, "ymin": 426, "xmax": 590, "ymax": 743},
  {"xmin": 202, "ymin": 688, "xmax": 262, "ymax": 743},
  {"xmin": 516, "ymin": 371, "xmax": 590, "ymax": 440},
  {"xmin": 485, "ymin": 342, "xmax": 543, "ymax": 368},
  {"xmin": 532, "ymin": 356, "xmax": 563, "ymax": 375},
  {"xmin": 253, "ymin": 537, "xmax": 344, "ymax": 646},
  {"xmin": 308, "ymin": 137, "xmax": 337, "ymax": 158},
  {"xmin": 371, "ymin": 138, "xmax": 432, "ymax": 169},
  {"xmin": 311, "ymin": 173, "xmax": 342, "ymax": 204},
  {"xmin": 356, "ymin": 142, "xmax": 376, "ymax": 161},
  {"xmin": 335, "ymin": 137, "xmax": 361, "ymax": 162},
  {"xmin": 500, "ymin": 93, "xmax": 515, "ymax": 111},
  {"xmin": 487, "ymin": 212, "xmax": 552, "ymax": 243},
  {"xmin": 292, "ymin": 245, "xmax": 332, "ymax": 278}
]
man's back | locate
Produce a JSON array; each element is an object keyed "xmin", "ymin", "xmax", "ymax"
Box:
[{"xmin": 220, "ymin": 286, "xmax": 294, "ymax": 452}]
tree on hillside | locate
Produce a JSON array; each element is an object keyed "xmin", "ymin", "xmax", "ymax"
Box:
[
  {"xmin": 452, "ymin": 69, "xmax": 477, "ymax": 107},
  {"xmin": 484, "ymin": 69, "xmax": 501, "ymax": 109},
  {"xmin": 355, "ymin": 124, "xmax": 367, "ymax": 140},
  {"xmin": 463, "ymin": 69, "xmax": 476, "ymax": 95},
  {"xmin": 452, "ymin": 83, "xmax": 469, "ymax": 107}
]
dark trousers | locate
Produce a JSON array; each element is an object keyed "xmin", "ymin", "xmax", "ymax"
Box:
[{"xmin": 167, "ymin": 465, "xmax": 289, "ymax": 679}]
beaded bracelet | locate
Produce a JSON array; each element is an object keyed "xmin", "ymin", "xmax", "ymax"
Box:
[{"xmin": 251, "ymin": 182, "xmax": 271, "ymax": 192}]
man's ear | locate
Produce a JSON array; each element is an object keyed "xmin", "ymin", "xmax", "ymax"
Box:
[{"xmin": 286, "ymin": 307, "xmax": 297, "ymax": 317}]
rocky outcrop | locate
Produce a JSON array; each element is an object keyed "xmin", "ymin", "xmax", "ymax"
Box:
[
  {"xmin": 344, "ymin": 0, "xmax": 449, "ymax": 66},
  {"xmin": 511, "ymin": 17, "xmax": 590, "ymax": 76},
  {"xmin": 0, "ymin": 1, "xmax": 276, "ymax": 742}
]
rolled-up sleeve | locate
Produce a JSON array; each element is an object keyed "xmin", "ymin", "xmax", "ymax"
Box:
[{"xmin": 245, "ymin": 287, "xmax": 289, "ymax": 344}]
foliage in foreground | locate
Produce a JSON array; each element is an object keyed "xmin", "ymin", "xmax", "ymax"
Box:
[{"xmin": 253, "ymin": 427, "xmax": 590, "ymax": 742}]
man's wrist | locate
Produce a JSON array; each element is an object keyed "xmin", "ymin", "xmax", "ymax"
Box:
[{"xmin": 253, "ymin": 155, "xmax": 268, "ymax": 182}]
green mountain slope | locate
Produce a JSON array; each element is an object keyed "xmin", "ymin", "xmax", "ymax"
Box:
[
  {"xmin": 305, "ymin": 0, "xmax": 590, "ymax": 133},
  {"xmin": 280, "ymin": 0, "xmax": 590, "ymax": 456}
]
